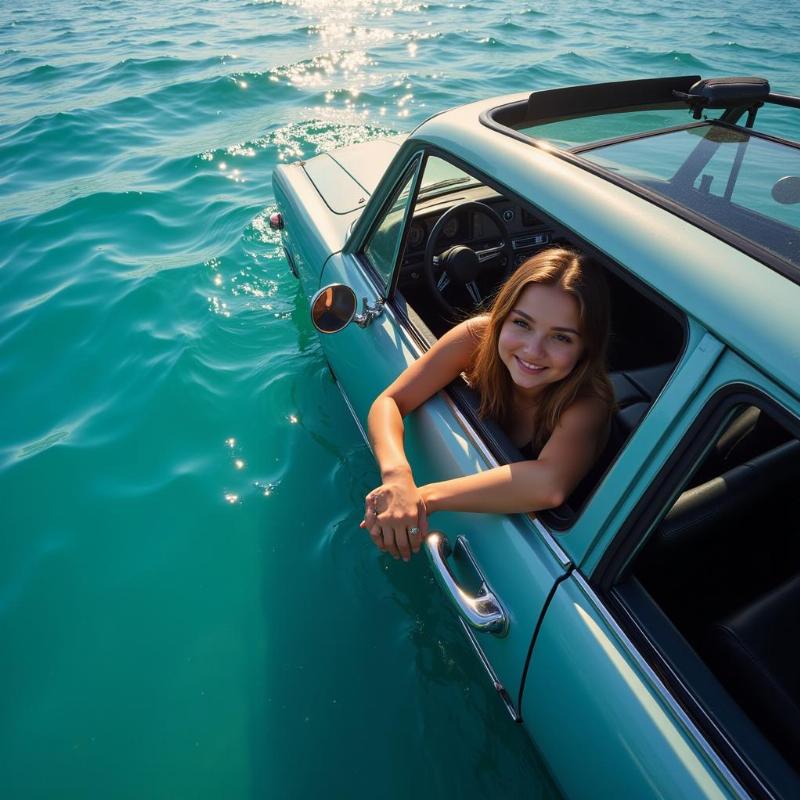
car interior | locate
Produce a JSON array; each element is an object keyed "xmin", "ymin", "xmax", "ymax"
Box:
[
  {"xmin": 613, "ymin": 403, "xmax": 800, "ymax": 788},
  {"xmin": 391, "ymin": 155, "xmax": 685, "ymax": 526}
]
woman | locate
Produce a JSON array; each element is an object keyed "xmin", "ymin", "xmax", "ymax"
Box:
[{"xmin": 361, "ymin": 246, "xmax": 614, "ymax": 561}]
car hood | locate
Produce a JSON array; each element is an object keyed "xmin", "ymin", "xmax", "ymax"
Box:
[{"xmin": 302, "ymin": 135, "xmax": 406, "ymax": 214}]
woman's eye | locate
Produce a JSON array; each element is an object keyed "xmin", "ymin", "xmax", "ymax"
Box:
[
  {"xmin": 513, "ymin": 318, "xmax": 528, "ymax": 329},
  {"xmin": 553, "ymin": 333, "xmax": 572, "ymax": 344}
]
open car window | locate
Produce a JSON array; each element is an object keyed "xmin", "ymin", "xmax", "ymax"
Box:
[
  {"xmin": 391, "ymin": 150, "xmax": 687, "ymax": 529},
  {"xmin": 610, "ymin": 396, "xmax": 800, "ymax": 796}
]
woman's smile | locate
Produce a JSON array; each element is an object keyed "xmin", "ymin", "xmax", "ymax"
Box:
[{"xmin": 513, "ymin": 356, "xmax": 547, "ymax": 374}]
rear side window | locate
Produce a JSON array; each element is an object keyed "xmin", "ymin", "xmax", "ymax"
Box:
[{"xmin": 612, "ymin": 398, "xmax": 800, "ymax": 793}]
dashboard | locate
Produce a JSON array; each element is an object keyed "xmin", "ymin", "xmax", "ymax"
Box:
[{"xmin": 400, "ymin": 188, "xmax": 553, "ymax": 277}]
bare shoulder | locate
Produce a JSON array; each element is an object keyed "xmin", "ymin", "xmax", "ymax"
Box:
[
  {"xmin": 432, "ymin": 316, "xmax": 482, "ymax": 355},
  {"xmin": 539, "ymin": 395, "xmax": 610, "ymax": 467},
  {"xmin": 432, "ymin": 315, "xmax": 488, "ymax": 359},
  {"xmin": 464, "ymin": 314, "xmax": 490, "ymax": 340},
  {"xmin": 558, "ymin": 396, "xmax": 610, "ymax": 434}
]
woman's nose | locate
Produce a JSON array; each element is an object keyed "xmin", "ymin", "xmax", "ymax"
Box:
[{"xmin": 522, "ymin": 334, "xmax": 545, "ymax": 359}]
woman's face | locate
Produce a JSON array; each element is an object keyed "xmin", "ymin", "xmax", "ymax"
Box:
[{"xmin": 497, "ymin": 282, "xmax": 584, "ymax": 396}]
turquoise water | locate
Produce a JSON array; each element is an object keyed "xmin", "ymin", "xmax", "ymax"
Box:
[{"xmin": 1, "ymin": 1, "xmax": 798, "ymax": 797}]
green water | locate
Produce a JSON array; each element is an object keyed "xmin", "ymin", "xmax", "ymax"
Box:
[{"xmin": 1, "ymin": 1, "xmax": 798, "ymax": 797}]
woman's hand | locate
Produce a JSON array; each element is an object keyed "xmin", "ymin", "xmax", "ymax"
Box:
[{"xmin": 360, "ymin": 470, "xmax": 428, "ymax": 561}]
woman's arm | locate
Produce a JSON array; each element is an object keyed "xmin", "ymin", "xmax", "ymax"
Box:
[
  {"xmin": 363, "ymin": 318, "xmax": 485, "ymax": 560},
  {"xmin": 420, "ymin": 397, "xmax": 608, "ymax": 515}
]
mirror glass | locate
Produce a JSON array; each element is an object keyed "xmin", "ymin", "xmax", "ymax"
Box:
[
  {"xmin": 310, "ymin": 284, "xmax": 357, "ymax": 333},
  {"xmin": 771, "ymin": 176, "xmax": 800, "ymax": 205}
]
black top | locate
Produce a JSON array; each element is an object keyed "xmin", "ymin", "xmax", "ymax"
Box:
[{"xmin": 518, "ymin": 440, "xmax": 542, "ymax": 461}]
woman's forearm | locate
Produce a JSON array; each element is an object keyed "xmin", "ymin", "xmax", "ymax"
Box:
[
  {"xmin": 367, "ymin": 394, "xmax": 414, "ymax": 481},
  {"xmin": 421, "ymin": 460, "xmax": 567, "ymax": 515}
]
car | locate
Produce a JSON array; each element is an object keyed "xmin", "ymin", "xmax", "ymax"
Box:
[{"xmin": 272, "ymin": 76, "xmax": 800, "ymax": 799}]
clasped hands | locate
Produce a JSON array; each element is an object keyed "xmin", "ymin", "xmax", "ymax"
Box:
[{"xmin": 360, "ymin": 471, "xmax": 429, "ymax": 562}]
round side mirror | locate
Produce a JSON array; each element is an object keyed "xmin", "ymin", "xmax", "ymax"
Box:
[
  {"xmin": 310, "ymin": 283, "xmax": 358, "ymax": 334},
  {"xmin": 771, "ymin": 176, "xmax": 800, "ymax": 205}
]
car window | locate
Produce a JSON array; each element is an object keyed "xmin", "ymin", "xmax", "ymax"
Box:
[
  {"xmin": 694, "ymin": 130, "xmax": 800, "ymax": 228},
  {"xmin": 390, "ymin": 149, "xmax": 688, "ymax": 529},
  {"xmin": 611, "ymin": 397, "xmax": 800, "ymax": 792},
  {"xmin": 581, "ymin": 125, "xmax": 800, "ymax": 268},
  {"xmin": 363, "ymin": 157, "xmax": 421, "ymax": 291}
]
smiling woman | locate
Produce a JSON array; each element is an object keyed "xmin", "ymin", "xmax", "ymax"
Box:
[
  {"xmin": 361, "ymin": 247, "xmax": 614, "ymax": 561},
  {"xmin": 469, "ymin": 249, "xmax": 614, "ymax": 453}
]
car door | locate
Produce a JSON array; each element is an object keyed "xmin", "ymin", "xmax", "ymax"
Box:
[
  {"xmin": 314, "ymin": 146, "xmax": 571, "ymax": 719},
  {"xmin": 518, "ymin": 336, "xmax": 794, "ymax": 799}
]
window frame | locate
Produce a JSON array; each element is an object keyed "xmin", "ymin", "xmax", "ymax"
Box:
[
  {"xmin": 594, "ymin": 381, "xmax": 800, "ymax": 798},
  {"xmin": 358, "ymin": 153, "xmax": 424, "ymax": 298}
]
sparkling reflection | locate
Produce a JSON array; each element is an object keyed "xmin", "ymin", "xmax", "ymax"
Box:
[{"xmin": 264, "ymin": 0, "xmax": 430, "ymax": 122}]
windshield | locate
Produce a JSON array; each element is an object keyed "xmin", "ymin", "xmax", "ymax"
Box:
[
  {"xmin": 581, "ymin": 124, "xmax": 800, "ymax": 269},
  {"xmin": 418, "ymin": 156, "xmax": 481, "ymax": 197}
]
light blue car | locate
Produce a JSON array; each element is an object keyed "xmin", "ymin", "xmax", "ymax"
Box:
[{"xmin": 273, "ymin": 76, "xmax": 800, "ymax": 799}]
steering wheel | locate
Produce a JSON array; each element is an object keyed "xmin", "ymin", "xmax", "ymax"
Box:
[{"xmin": 423, "ymin": 200, "xmax": 514, "ymax": 317}]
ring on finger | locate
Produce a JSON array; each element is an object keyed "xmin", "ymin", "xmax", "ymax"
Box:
[{"xmin": 407, "ymin": 526, "xmax": 420, "ymax": 537}]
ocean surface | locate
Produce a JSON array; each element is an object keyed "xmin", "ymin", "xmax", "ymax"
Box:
[{"xmin": 1, "ymin": 1, "xmax": 798, "ymax": 797}]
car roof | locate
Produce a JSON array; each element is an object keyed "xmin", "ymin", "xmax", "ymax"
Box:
[
  {"xmin": 408, "ymin": 92, "xmax": 800, "ymax": 401},
  {"xmin": 482, "ymin": 77, "xmax": 800, "ymax": 280}
]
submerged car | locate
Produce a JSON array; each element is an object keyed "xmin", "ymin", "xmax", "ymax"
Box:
[{"xmin": 272, "ymin": 76, "xmax": 800, "ymax": 799}]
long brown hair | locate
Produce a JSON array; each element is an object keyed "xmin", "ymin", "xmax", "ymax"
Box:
[{"xmin": 467, "ymin": 247, "xmax": 614, "ymax": 450}]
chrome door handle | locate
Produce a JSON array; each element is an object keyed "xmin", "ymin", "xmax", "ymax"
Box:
[{"xmin": 425, "ymin": 532, "xmax": 508, "ymax": 636}]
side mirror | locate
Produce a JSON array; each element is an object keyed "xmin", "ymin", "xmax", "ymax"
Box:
[
  {"xmin": 310, "ymin": 284, "xmax": 358, "ymax": 334},
  {"xmin": 772, "ymin": 176, "xmax": 800, "ymax": 205},
  {"xmin": 310, "ymin": 284, "xmax": 385, "ymax": 333}
]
